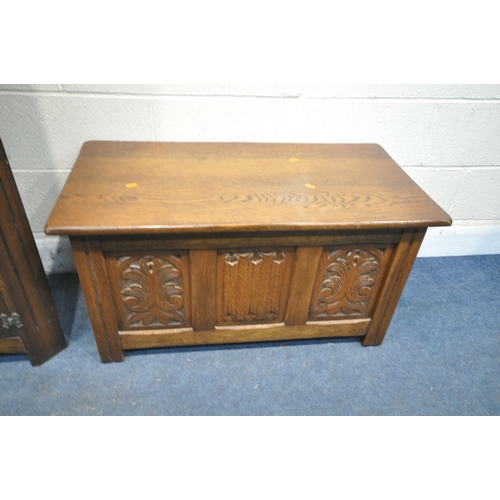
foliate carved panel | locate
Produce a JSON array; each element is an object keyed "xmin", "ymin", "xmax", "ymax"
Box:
[
  {"xmin": 216, "ymin": 248, "xmax": 295, "ymax": 326},
  {"xmin": 110, "ymin": 254, "xmax": 190, "ymax": 329},
  {"xmin": 310, "ymin": 248, "xmax": 389, "ymax": 320}
]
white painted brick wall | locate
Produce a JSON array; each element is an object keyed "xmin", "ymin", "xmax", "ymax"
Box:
[{"xmin": 0, "ymin": 84, "xmax": 499, "ymax": 272}]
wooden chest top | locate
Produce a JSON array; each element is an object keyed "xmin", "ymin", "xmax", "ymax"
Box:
[{"xmin": 45, "ymin": 142, "xmax": 452, "ymax": 236}]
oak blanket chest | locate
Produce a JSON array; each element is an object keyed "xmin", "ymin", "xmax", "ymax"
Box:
[{"xmin": 45, "ymin": 142, "xmax": 452, "ymax": 362}]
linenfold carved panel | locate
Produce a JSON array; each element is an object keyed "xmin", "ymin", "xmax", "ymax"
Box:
[
  {"xmin": 216, "ymin": 248, "xmax": 294, "ymax": 326},
  {"xmin": 310, "ymin": 248, "xmax": 389, "ymax": 320},
  {"xmin": 110, "ymin": 254, "xmax": 189, "ymax": 329}
]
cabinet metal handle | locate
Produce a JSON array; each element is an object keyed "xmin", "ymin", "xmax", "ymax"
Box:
[{"xmin": 0, "ymin": 312, "xmax": 23, "ymax": 329}]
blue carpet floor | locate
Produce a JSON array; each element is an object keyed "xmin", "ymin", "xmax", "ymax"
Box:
[{"xmin": 0, "ymin": 255, "xmax": 499, "ymax": 415}]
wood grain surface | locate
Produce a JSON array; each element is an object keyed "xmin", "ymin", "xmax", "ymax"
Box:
[
  {"xmin": 190, "ymin": 249, "xmax": 217, "ymax": 331},
  {"xmin": 363, "ymin": 228, "xmax": 426, "ymax": 346},
  {"xmin": 71, "ymin": 237, "xmax": 123, "ymax": 362},
  {"xmin": 45, "ymin": 142, "xmax": 452, "ymax": 235}
]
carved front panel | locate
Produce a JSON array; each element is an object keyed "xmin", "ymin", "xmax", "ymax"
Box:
[
  {"xmin": 310, "ymin": 247, "xmax": 392, "ymax": 321},
  {"xmin": 216, "ymin": 248, "xmax": 295, "ymax": 326},
  {"xmin": 107, "ymin": 253, "xmax": 190, "ymax": 330}
]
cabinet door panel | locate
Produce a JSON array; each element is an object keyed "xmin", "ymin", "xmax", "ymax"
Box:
[{"xmin": 0, "ymin": 139, "xmax": 66, "ymax": 365}]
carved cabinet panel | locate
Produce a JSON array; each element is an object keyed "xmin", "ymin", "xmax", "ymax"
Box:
[
  {"xmin": 216, "ymin": 247, "xmax": 295, "ymax": 326},
  {"xmin": 106, "ymin": 252, "xmax": 191, "ymax": 331},
  {"xmin": 309, "ymin": 246, "xmax": 394, "ymax": 321}
]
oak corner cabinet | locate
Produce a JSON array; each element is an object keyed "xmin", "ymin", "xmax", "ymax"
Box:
[
  {"xmin": 45, "ymin": 142, "xmax": 452, "ymax": 363},
  {"xmin": 0, "ymin": 139, "xmax": 67, "ymax": 366}
]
